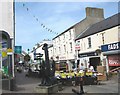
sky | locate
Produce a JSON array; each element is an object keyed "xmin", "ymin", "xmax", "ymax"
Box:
[{"xmin": 15, "ymin": 2, "xmax": 119, "ymax": 52}]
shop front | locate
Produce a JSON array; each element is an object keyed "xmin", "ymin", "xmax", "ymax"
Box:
[
  {"xmin": 0, "ymin": 30, "xmax": 15, "ymax": 91},
  {"xmin": 78, "ymin": 51, "xmax": 101, "ymax": 71},
  {"xmin": 101, "ymin": 42, "xmax": 120, "ymax": 71}
]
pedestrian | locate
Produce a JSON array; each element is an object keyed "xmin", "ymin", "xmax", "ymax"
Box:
[
  {"xmin": 80, "ymin": 63, "xmax": 85, "ymax": 71},
  {"xmin": 39, "ymin": 59, "xmax": 46, "ymax": 85},
  {"xmin": 50, "ymin": 57, "xmax": 55, "ymax": 77}
]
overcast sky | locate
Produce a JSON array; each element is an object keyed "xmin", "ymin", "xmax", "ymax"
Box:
[{"xmin": 15, "ymin": 2, "xmax": 118, "ymax": 52}]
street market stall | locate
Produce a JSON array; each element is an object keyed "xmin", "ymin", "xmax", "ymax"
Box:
[{"xmin": 55, "ymin": 69, "xmax": 98, "ymax": 86}]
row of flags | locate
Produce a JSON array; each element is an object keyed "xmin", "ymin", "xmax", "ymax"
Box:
[{"xmin": 22, "ymin": 3, "xmax": 59, "ymax": 35}]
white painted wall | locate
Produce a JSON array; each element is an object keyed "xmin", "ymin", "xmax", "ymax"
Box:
[
  {"xmin": 76, "ymin": 26, "xmax": 119, "ymax": 70},
  {"xmin": 0, "ymin": 1, "xmax": 14, "ymax": 38},
  {"xmin": 0, "ymin": 0, "xmax": 14, "ymax": 77},
  {"xmin": 77, "ymin": 26, "xmax": 119, "ymax": 54},
  {"xmin": 53, "ymin": 28, "xmax": 76, "ymax": 62}
]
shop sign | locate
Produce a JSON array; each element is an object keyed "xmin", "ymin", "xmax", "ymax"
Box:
[
  {"xmin": 75, "ymin": 46, "xmax": 80, "ymax": 50},
  {"xmin": 59, "ymin": 56, "xmax": 66, "ymax": 60},
  {"xmin": 15, "ymin": 46, "xmax": 22, "ymax": 54},
  {"xmin": 7, "ymin": 48, "xmax": 13, "ymax": 55},
  {"xmin": 75, "ymin": 41, "xmax": 80, "ymax": 50},
  {"xmin": 78, "ymin": 52, "xmax": 98, "ymax": 58},
  {"xmin": 2, "ymin": 51, "xmax": 7, "ymax": 57},
  {"xmin": 108, "ymin": 55, "xmax": 120, "ymax": 66},
  {"xmin": 101, "ymin": 42, "xmax": 120, "ymax": 52}
]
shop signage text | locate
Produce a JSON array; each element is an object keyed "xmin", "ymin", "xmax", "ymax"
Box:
[
  {"xmin": 108, "ymin": 55, "xmax": 120, "ymax": 66},
  {"xmin": 78, "ymin": 52, "xmax": 98, "ymax": 58},
  {"xmin": 101, "ymin": 42, "xmax": 120, "ymax": 52}
]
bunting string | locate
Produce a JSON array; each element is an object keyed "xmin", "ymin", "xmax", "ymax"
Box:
[{"xmin": 22, "ymin": 3, "xmax": 59, "ymax": 35}]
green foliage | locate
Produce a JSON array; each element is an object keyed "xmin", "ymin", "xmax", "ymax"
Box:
[{"xmin": 24, "ymin": 54, "xmax": 31, "ymax": 62}]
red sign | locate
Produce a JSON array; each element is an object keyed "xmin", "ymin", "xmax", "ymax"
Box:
[
  {"xmin": 75, "ymin": 46, "xmax": 80, "ymax": 50},
  {"xmin": 108, "ymin": 55, "xmax": 120, "ymax": 66}
]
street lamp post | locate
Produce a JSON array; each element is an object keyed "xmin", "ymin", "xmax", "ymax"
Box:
[{"xmin": 27, "ymin": 49, "xmax": 30, "ymax": 54}]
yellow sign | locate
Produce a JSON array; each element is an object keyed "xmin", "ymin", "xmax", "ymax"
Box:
[
  {"xmin": 7, "ymin": 48, "xmax": 13, "ymax": 52},
  {"xmin": 2, "ymin": 51, "xmax": 7, "ymax": 57}
]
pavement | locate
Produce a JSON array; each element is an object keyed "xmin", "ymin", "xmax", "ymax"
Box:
[{"xmin": 1, "ymin": 70, "xmax": 120, "ymax": 95}]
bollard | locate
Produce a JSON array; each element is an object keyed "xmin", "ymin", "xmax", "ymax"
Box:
[
  {"xmin": 79, "ymin": 77, "xmax": 84, "ymax": 94},
  {"xmin": 72, "ymin": 76, "xmax": 84, "ymax": 95}
]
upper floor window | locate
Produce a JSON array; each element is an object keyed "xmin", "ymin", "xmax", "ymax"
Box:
[
  {"xmin": 81, "ymin": 44, "xmax": 83, "ymax": 51},
  {"xmin": 70, "ymin": 42, "xmax": 72, "ymax": 52},
  {"xmin": 59, "ymin": 37, "xmax": 60, "ymax": 41},
  {"xmin": 51, "ymin": 50, "xmax": 52, "ymax": 54},
  {"xmin": 59, "ymin": 47, "xmax": 61, "ymax": 54},
  {"xmin": 69, "ymin": 30, "xmax": 72, "ymax": 40},
  {"xmin": 88, "ymin": 37, "xmax": 91, "ymax": 48},
  {"xmin": 63, "ymin": 34, "xmax": 65, "ymax": 40},
  {"xmin": 64, "ymin": 45, "xmax": 66, "ymax": 53},
  {"xmin": 54, "ymin": 48, "xmax": 56, "ymax": 53},
  {"xmin": 101, "ymin": 32, "xmax": 105, "ymax": 44}
]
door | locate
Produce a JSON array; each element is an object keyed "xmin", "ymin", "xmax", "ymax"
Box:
[{"xmin": 89, "ymin": 57, "xmax": 100, "ymax": 71}]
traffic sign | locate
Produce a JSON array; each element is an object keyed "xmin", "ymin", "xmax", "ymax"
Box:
[
  {"xmin": 34, "ymin": 53, "xmax": 43, "ymax": 57},
  {"xmin": 15, "ymin": 46, "xmax": 22, "ymax": 54},
  {"xmin": 34, "ymin": 53, "xmax": 43, "ymax": 60}
]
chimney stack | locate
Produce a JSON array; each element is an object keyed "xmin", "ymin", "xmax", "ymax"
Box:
[{"xmin": 86, "ymin": 7, "xmax": 104, "ymax": 18}]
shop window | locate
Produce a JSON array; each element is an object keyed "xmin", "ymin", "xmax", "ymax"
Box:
[{"xmin": 88, "ymin": 37, "xmax": 91, "ymax": 48}]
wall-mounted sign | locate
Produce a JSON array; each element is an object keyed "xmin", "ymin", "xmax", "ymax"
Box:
[
  {"xmin": 101, "ymin": 42, "xmax": 120, "ymax": 52},
  {"xmin": 75, "ymin": 46, "xmax": 80, "ymax": 50},
  {"xmin": 7, "ymin": 48, "xmax": 13, "ymax": 55},
  {"xmin": 108, "ymin": 55, "xmax": 120, "ymax": 66},
  {"xmin": 15, "ymin": 46, "xmax": 22, "ymax": 54},
  {"xmin": 78, "ymin": 51, "xmax": 98, "ymax": 58},
  {"xmin": 75, "ymin": 41, "xmax": 80, "ymax": 50},
  {"xmin": 2, "ymin": 51, "xmax": 7, "ymax": 57},
  {"xmin": 59, "ymin": 56, "xmax": 66, "ymax": 60}
]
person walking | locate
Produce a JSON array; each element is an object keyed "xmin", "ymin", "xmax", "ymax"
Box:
[{"xmin": 50, "ymin": 57, "xmax": 55, "ymax": 77}]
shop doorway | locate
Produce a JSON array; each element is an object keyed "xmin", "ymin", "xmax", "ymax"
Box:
[{"xmin": 89, "ymin": 57, "xmax": 100, "ymax": 71}]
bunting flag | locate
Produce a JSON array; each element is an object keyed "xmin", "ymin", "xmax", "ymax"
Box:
[
  {"xmin": 27, "ymin": 8, "xmax": 29, "ymax": 11},
  {"xmin": 36, "ymin": 18, "xmax": 38, "ymax": 21},
  {"xmin": 22, "ymin": 3, "xmax": 59, "ymax": 35},
  {"xmin": 23, "ymin": 4, "xmax": 25, "ymax": 7}
]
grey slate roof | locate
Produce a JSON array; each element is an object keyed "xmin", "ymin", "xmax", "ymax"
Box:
[{"xmin": 76, "ymin": 13, "xmax": 120, "ymax": 40}]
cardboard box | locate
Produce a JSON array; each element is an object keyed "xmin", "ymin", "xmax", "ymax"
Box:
[
  {"xmin": 97, "ymin": 66, "xmax": 106, "ymax": 73},
  {"xmin": 97, "ymin": 75, "xmax": 107, "ymax": 81}
]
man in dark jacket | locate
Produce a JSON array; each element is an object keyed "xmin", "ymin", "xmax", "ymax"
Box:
[{"xmin": 50, "ymin": 57, "xmax": 55, "ymax": 77}]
